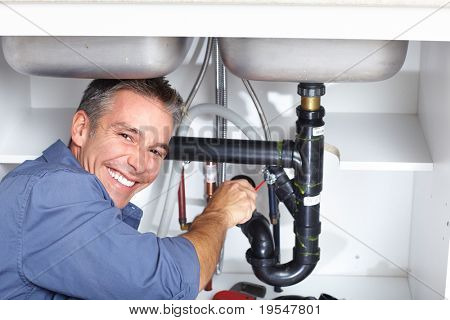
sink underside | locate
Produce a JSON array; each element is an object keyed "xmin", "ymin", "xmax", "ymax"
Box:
[
  {"xmin": 2, "ymin": 36, "xmax": 193, "ymax": 79},
  {"xmin": 2, "ymin": 37, "xmax": 408, "ymax": 83},
  {"xmin": 219, "ymin": 38, "xmax": 408, "ymax": 83}
]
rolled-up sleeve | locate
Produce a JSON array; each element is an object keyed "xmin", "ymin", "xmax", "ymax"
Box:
[{"xmin": 21, "ymin": 170, "xmax": 200, "ymax": 300}]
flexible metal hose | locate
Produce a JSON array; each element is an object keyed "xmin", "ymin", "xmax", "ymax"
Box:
[
  {"xmin": 213, "ymin": 37, "xmax": 228, "ymax": 274},
  {"xmin": 184, "ymin": 38, "xmax": 214, "ymax": 112},
  {"xmin": 214, "ymin": 38, "xmax": 228, "ymax": 186},
  {"xmin": 242, "ymin": 79, "xmax": 271, "ymax": 141}
]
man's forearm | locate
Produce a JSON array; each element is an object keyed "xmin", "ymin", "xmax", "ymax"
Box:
[
  {"xmin": 180, "ymin": 179, "xmax": 256, "ymax": 292},
  {"xmin": 181, "ymin": 210, "xmax": 228, "ymax": 291}
]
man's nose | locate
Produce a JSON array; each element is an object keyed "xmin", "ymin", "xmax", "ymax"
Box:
[{"xmin": 128, "ymin": 145, "xmax": 149, "ymax": 174}]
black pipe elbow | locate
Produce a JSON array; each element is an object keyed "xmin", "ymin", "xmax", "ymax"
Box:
[
  {"xmin": 240, "ymin": 212, "xmax": 275, "ymax": 259},
  {"xmin": 252, "ymin": 261, "xmax": 316, "ymax": 287},
  {"xmin": 240, "ymin": 210, "xmax": 320, "ymax": 287},
  {"xmin": 267, "ymin": 166, "xmax": 299, "ymax": 218}
]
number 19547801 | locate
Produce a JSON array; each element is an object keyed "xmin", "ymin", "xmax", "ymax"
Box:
[{"xmin": 259, "ymin": 304, "xmax": 320, "ymax": 315}]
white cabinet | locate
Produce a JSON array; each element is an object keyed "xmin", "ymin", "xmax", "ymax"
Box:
[{"xmin": 0, "ymin": 2, "xmax": 449, "ymax": 300}]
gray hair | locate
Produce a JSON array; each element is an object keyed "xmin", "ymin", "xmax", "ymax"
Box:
[{"xmin": 77, "ymin": 78, "xmax": 183, "ymax": 135}]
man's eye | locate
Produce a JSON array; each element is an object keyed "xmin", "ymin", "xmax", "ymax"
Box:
[
  {"xmin": 149, "ymin": 149, "xmax": 163, "ymax": 159},
  {"xmin": 119, "ymin": 133, "xmax": 132, "ymax": 141}
]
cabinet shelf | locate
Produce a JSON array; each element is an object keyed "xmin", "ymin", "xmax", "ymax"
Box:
[
  {"xmin": 326, "ymin": 113, "xmax": 433, "ymax": 171},
  {"xmin": 196, "ymin": 273, "xmax": 411, "ymax": 300},
  {"xmin": 0, "ymin": 108, "xmax": 74, "ymax": 164},
  {"xmin": 0, "ymin": 109, "xmax": 433, "ymax": 172}
]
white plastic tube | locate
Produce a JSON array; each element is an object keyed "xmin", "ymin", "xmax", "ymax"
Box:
[
  {"xmin": 157, "ymin": 103, "xmax": 262, "ymax": 237},
  {"xmin": 177, "ymin": 104, "xmax": 261, "ymax": 139}
]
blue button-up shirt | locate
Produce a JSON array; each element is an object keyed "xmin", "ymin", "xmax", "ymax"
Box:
[{"xmin": 0, "ymin": 140, "xmax": 199, "ymax": 300}]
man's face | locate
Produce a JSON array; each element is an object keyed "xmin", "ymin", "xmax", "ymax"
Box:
[{"xmin": 73, "ymin": 89, "xmax": 174, "ymax": 208}]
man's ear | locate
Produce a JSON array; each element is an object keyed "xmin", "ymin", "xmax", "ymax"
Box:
[{"xmin": 71, "ymin": 110, "xmax": 91, "ymax": 147}]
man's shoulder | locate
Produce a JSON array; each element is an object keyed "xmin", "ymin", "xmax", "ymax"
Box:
[
  {"xmin": 6, "ymin": 156, "xmax": 88, "ymax": 180},
  {"xmin": 3, "ymin": 157, "xmax": 105, "ymax": 197},
  {"xmin": 3, "ymin": 157, "xmax": 110, "ymax": 205}
]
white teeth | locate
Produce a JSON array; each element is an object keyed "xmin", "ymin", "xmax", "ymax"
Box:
[{"xmin": 107, "ymin": 168, "xmax": 135, "ymax": 187}]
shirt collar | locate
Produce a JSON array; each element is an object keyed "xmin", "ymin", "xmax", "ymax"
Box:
[
  {"xmin": 42, "ymin": 139, "xmax": 83, "ymax": 170},
  {"xmin": 122, "ymin": 202, "xmax": 144, "ymax": 221}
]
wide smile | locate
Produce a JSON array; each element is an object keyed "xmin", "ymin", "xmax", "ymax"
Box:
[{"xmin": 107, "ymin": 167, "xmax": 136, "ymax": 188}]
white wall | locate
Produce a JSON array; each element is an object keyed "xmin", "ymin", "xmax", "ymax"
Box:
[
  {"xmin": 410, "ymin": 41, "xmax": 450, "ymax": 299},
  {"xmin": 0, "ymin": 40, "xmax": 30, "ymax": 179}
]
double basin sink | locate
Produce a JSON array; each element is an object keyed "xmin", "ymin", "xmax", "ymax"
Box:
[{"xmin": 2, "ymin": 36, "xmax": 408, "ymax": 82}]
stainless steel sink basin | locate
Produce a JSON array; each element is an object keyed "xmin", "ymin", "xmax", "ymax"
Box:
[
  {"xmin": 219, "ymin": 38, "xmax": 408, "ymax": 83},
  {"xmin": 2, "ymin": 36, "xmax": 193, "ymax": 79}
]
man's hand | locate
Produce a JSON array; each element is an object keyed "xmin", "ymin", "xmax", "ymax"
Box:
[
  {"xmin": 203, "ymin": 179, "xmax": 256, "ymax": 227},
  {"xmin": 182, "ymin": 179, "xmax": 257, "ymax": 291}
]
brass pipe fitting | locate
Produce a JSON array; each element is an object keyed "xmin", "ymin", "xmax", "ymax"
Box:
[
  {"xmin": 180, "ymin": 222, "xmax": 191, "ymax": 231},
  {"xmin": 298, "ymin": 83, "xmax": 325, "ymax": 112},
  {"xmin": 301, "ymin": 96, "xmax": 321, "ymax": 111}
]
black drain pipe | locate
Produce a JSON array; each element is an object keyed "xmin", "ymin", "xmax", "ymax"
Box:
[
  {"xmin": 166, "ymin": 83, "xmax": 325, "ymax": 287},
  {"xmin": 243, "ymin": 83, "xmax": 325, "ymax": 287},
  {"xmin": 167, "ymin": 137, "xmax": 301, "ymax": 171}
]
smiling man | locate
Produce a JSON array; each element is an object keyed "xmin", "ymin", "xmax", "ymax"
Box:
[{"xmin": 0, "ymin": 78, "xmax": 256, "ymax": 300}]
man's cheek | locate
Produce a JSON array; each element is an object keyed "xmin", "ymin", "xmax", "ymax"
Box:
[
  {"xmin": 145, "ymin": 174, "xmax": 157, "ymax": 186},
  {"xmin": 138, "ymin": 171, "xmax": 156, "ymax": 186},
  {"xmin": 149, "ymin": 163, "xmax": 163, "ymax": 179}
]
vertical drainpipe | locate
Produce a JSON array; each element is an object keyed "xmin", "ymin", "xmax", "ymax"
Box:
[
  {"xmin": 240, "ymin": 83, "xmax": 325, "ymax": 287},
  {"xmin": 292, "ymin": 83, "xmax": 325, "ymax": 279}
]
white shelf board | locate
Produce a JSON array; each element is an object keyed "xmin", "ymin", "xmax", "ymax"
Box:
[
  {"xmin": 0, "ymin": 109, "xmax": 433, "ymax": 172},
  {"xmin": 0, "ymin": 108, "xmax": 74, "ymax": 163},
  {"xmin": 196, "ymin": 273, "xmax": 411, "ymax": 300},
  {"xmin": 325, "ymin": 113, "xmax": 433, "ymax": 171}
]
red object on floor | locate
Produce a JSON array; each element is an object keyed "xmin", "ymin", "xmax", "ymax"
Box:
[{"xmin": 213, "ymin": 290, "xmax": 256, "ymax": 300}]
